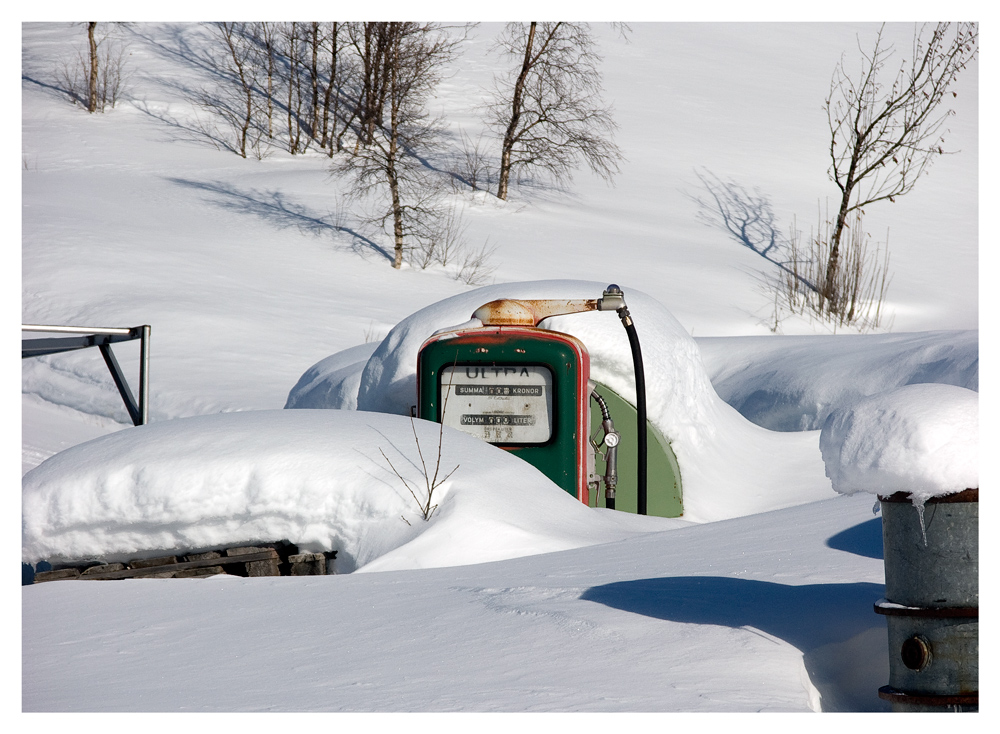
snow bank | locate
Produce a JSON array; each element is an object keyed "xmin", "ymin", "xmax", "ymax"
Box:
[
  {"xmin": 696, "ymin": 330, "xmax": 979, "ymax": 431},
  {"xmin": 819, "ymin": 384, "xmax": 978, "ymax": 503},
  {"xmin": 22, "ymin": 409, "xmax": 678, "ymax": 570},
  {"xmin": 289, "ymin": 280, "xmax": 837, "ymax": 521},
  {"xmin": 283, "ymin": 342, "xmax": 379, "ymax": 410},
  {"xmin": 697, "ymin": 330, "xmax": 978, "ymax": 431}
]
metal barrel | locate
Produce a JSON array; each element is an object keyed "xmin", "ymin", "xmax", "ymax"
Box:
[{"xmin": 876, "ymin": 488, "xmax": 978, "ymax": 712}]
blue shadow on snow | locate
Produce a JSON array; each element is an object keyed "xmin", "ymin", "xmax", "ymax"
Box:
[
  {"xmin": 581, "ymin": 576, "xmax": 883, "ymax": 651},
  {"xmin": 583, "ymin": 576, "xmax": 890, "ymax": 711},
  {"xmin": 826, "ymin": 517, "xmax": 883, "ymax": 560}
]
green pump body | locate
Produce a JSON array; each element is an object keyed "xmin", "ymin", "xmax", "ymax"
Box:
[
  {"xmin": 416, "ymin": 322, "xmax": 683, "ymax": 516},
  {"xmin": 417, "ymin": 326, "xmax": 592, "ymax": 502}
]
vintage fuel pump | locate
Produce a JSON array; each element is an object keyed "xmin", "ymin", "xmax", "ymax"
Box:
[{"xmin": 416, "ymin": 285, "xmax": 676, "ymax": 514}]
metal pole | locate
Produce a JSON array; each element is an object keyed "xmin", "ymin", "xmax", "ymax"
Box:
[
  {"xmin": 139, "ymin": 325, "xmax": 150, "ymax": 425},
  {"xmin": 22, "ymin": 324, "xmax": 133, "ymax": 335},
  {"xmin": 22, "ymin": 323, "xmax": 150, "ymax": 426}
]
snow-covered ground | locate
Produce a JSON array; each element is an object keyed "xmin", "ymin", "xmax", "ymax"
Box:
[
  {"xmin": 23, "ymin": 492, "xmax": 888, "ymax": 713},
  {"xmin": 19, "ymin": 21, "xmax": 981, "ymax": 715}
]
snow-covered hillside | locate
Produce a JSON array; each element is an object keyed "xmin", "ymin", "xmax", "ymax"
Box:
[{"xmin": 21, "ymin": 21, "xmax": 978, "ymax": 714}]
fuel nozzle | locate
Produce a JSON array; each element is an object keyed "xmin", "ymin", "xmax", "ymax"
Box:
[
  {"xmin": 603, "ymin": 428, "xmax": 619, "ymax": 499},
  {"xmin": 591, "ymin": 388, "xmax": 620, "ymax": 510}
]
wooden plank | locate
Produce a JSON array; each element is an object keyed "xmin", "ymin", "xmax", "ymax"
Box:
[
  {"xmin": 227, "ymin": 546, "xmax": 280, "ymax": 577},
  {"xmin": 225, "ymin": 546, "xmax": 277, "ymax": 557},
  {"xmin": 78, "ymin": 551, "xmax": 279, "ymax": 580},
  {"xmin": 185, "ymin": 551, "xmax": 222, "ymax": 561},
  {"xmin": 129, "ymin": 555, "xmax": 178, "ymax": 569},
  {"xmin": 33, "ymin": 568, "xmax": 81, "ymax": 583},
  {"xmin": 173, "ymin": 566, "xmax": 225, "ymax": 578}
]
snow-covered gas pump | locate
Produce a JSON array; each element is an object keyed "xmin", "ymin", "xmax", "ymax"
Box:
[{"xmin": 416, "ymin": 285, "xmax": 647, "ymax": 512}]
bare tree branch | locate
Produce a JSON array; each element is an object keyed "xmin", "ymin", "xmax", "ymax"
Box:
[
  {"xmin": 332, "ymin": 22, "xmax": 465, "ymax": 269},
  {"xmin": 488, "ymin": 22, "xmax": 623, "ymax": 200},
  {"xmin": 822, "ymin": 22, "xmax": 977, "ymax": 307}
]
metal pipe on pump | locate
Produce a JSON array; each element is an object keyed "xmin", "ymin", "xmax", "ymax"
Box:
[
  {"xmin": 472, "ymin": 285, "xmax": 648, "ymax": 514},
  {"xmin": 590, "ymin": 388, "xmax": 620, "ymax": 510}
]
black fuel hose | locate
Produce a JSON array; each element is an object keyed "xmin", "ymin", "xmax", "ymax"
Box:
[{"xmin": 619, "ymin": 307, "xmax": 647, "ymax": 515}]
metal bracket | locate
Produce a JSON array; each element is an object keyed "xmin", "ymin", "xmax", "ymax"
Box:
[{"xmin": 22, "ymin": 324, "xmax": 150, "ymax": 426}]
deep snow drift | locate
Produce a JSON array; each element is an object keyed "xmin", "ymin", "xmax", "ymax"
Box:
[
  {"xmin": 697, "ymin": 330, "xmax": 979, "ymax": 432},
  {"xmin": 21, "ymin": 21, "xmax": 979, "ymax": 714},
  {"xmin": 22, "ymin": 409, "xmax": 683, "ymax": 572}
]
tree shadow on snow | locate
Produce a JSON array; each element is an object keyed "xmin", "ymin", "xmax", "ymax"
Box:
[
  {"xmin": 689, "ymin": 169, "xmax": 787, "ymax": 262},
  {"xmin": 22, "ymin": 74, "xmax": 76, "ymax": 106},
  {"xmin": 126, "ymin": 23, "xmax": 236, "ymax": 83},
  {"xmin": 165, "ymin": 177, "xmax": 392, "ymax": 263},
  {"xmin": 688, "ymin": 169, "xmax": 817, "ymax": 296},
  {"xmin": 124, "ymin": 24, "xmax": 316, "ymax": 158},
  {"xmin": 581, "ymin": 576, "xmax": 889, "ymax": 712}
]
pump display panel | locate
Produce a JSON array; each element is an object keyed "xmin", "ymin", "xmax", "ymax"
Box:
[{"xmin": 440, "ymin": 364, "xmax": 554, "ymax": 445}]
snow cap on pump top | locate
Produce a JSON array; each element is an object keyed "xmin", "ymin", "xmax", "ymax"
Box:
[{"xmin": 819, "ymin": 383, "xmax": 978, "ymax": 503}]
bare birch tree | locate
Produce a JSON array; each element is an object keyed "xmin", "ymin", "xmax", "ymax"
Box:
[
  {"xmin": 319, "ymin": 22, "xmax": 341, "ymax": 151},
  {"xmin": 821, "ymin": 22, "xmax": 978, "ymax": 309},
  {"xmin": 333, "ymin": 23, "xmax": 463, "ymax": 269},
  {"xmin": 193, "ymin": 23, "xmax": 270, "ymax": 158},
  {"xmin": 87, "ymin": 22, "xmax": 99, "ymax": 112},
  {"xmin": 218, "ymin": 23, "xmax": 262, "ymax": 158},
  {"xmin": 487, "ymin": 22, "xmax": 623, "ymax": 200},
  {"xmin": 195, "ymin": 22, "xmax": 355, "ymax": 157},
  {"xmin": 285, "ymin": 22, "xmax": 307, "ymax": 153},
  {"xmin": 252, "ymin": 22, "xmax": 278, "ymax": 140},
  {"xmin": 59, "ymin": 22, "xmax": 131, "ymax": 113},
  {"xmin": 347, "ymin": 22, "xmax": 395, "ymax": 149}
]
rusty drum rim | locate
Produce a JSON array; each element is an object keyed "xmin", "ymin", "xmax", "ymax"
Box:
[{"xmin": 878, "ymin": 487, "xmax": 978, "ymax": 504}]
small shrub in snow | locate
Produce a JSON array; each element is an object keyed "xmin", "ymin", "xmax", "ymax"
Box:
[
  {"xmin": 380, "ymin": 416, "xmax": 459, "ymax": 523},
  {"xmin": 57, "ymin": 22, "xmax": 132, "ymax": 113},
  {"xmin": 770, "ymin": 208, "xmax": 892, "ymax": 333}
]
